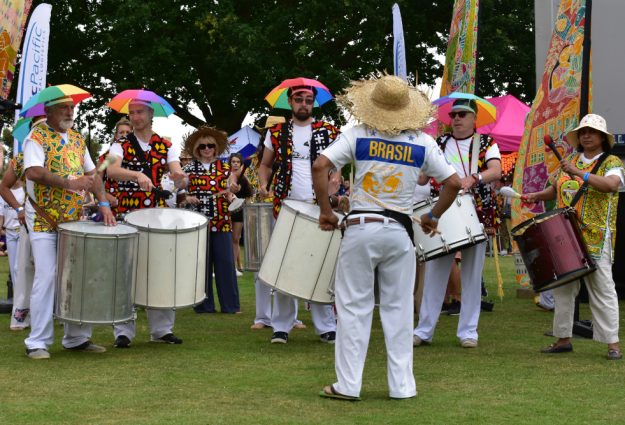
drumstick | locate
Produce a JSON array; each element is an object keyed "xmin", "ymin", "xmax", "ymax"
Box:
[
  {"xmin": 499, "ymin": 186, "xmax": 523, "ymax": 199},
  {"xmin": 97, "ymin": 155, "xmax": 115, "ymax": 173},
  {"xmin": 412, "ymin": 216, "xmax": 441, "ymax": 235}
]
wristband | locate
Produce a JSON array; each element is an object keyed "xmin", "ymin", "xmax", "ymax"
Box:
[
  {"xmin": 15, "ymin": 206, "xmax": 24, "ymax": 213},
  {"xmin": 583, "ymin": 172, "xmax": 590, "ymax": 183},
  {"xmin": 98, "ymin": 201, "xmax": 111, "ymax": 208},
  {"xmin": 427, "ymin": 210, "xmax": 440, "ymax": 222}
]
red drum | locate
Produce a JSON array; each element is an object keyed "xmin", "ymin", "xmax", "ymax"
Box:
[{"xmin": 511, "ymin": 208, "xmax": 595, "ymax": 293}]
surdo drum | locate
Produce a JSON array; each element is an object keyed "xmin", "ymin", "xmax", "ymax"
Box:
[
  {"xmin": 412, "ymin": 193, "xmax": 487, "ymax": 262},
  {"xmin": 512, "ymin": 208, "xmax": 596, "ymax": 293},
  {"xmin": 124, "ymin": 208, "xmax": 207, "ymax": 308},
  {"xmin": 55, "ymin": 221, "xmax": 138, "ymax": 325},
  {"xmin": 258, "ymin": 200, "xmax": 341, "ymax": 304},
  {"xmin": 242, "ymin": 202, "xmax": 273, "ymax": 272}
]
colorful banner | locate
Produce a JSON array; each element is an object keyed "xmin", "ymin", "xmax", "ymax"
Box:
[
  {"xmin": 440, "ymin": 0, "xmax": 479, "ymax": 96},
  {"xmin": 0, "ymin": 0, "xmax": 32, "ymax": 98},
  {"xmin": 14, "ymin": 3, "xmax": 51, "ymax": 152},
  {"xmin": 511, "ymin": 0, "xmax": 590, "ymax": 227},
  {"xmin": 392, "ymin": 3, "xmax": 407, "ymax": 82}
]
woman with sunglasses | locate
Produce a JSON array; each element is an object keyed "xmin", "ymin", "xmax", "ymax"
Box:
[
  {"xmin": 228, "ymin": 152, "xmax": 252, "ymax": 275},
  {"xmin": 180, "ymin": 127, "xmax": 240, "ymax": 314}
]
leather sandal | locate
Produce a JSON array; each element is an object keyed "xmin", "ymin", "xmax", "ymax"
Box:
[
  {"xmin": 607, "ymin": 349, "xmax": 623, "ymax": 360},
  {"xmin": 319, "ymin": 385, "xmax": 361, "ymax": 401},
  {"xmin": 540, "ymin": 343, "xmax": 573, "ymax": 353}
]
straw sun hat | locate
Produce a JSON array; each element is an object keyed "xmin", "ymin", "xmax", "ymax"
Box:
[
  {"xmin": 565, "ymin": 113, "xmax": 615, "ymax": 148},
  {"xmin": 337, "ymin": 74, "xmax": 435, "ymax": 135},
  {"xmin": 183, "ymin": 126, "xmax": 229, "ymax": 158}
]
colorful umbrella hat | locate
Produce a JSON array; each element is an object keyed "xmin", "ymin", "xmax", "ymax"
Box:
[
  {"xmin": 108, "ymin": 89, "xmax": 175, "ymax": 117},
  {"xmin": 20, "ymin": 84, "xmax": 92, "ymax": 118},
  {"xmin": 12, "ymin": 117, "xmax": 33, "ymax": 143},
  {"xmin": 265, "ymin": 77, "xmax": 333, "ymax": 110},
  {"xmin": 433, "ymin": 92, "xmax": 497, "ymax": 128}
]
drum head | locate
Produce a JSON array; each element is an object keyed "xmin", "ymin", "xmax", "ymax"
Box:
[
  {"xmin": 58, "ymin": 221, "xmax": 138, "ymax": 235},
  {"xmin": 228, "ymin": 197, "xmax": 245, "ymax": 212},
  {"xmin": 125, "ymin": 208, "xmax": 208, "ymax": 231}
]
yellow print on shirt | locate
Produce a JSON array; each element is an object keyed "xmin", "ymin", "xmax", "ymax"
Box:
[{"xmin": 362, "ymin": 165, "xmax": 403, "ymax": 198}]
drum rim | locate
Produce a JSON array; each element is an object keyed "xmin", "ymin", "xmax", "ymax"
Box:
[
  {"xmin": 282, "ymin": 199, "xmax": 342, "ymax": 222},
  {"xmin": 531, "ymin": 265, "xmax": 597, "ymax": 292},
  {"xmin": 124, "ymin": 207, "xmax": 208, "ymax": 233},
  {"xmin": 416, "ymin": 235, "xmax": 488, "ymax": 261},
  {"xmin": 511, "ymin": 207, "xmax": 573, "ymax": 236},
  {"xmin": 57, "ymin": 221, "xmax": 139, "ymax": 237}
]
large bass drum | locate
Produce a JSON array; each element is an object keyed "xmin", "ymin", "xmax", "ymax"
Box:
[
  {"xmin": 55, "ymin": 221, "xmax": 138, "ymax": 325},
  {"xmin": 512, "ymin": 208, "xmax": 596, "ymax": 292},
  {"xmin": 125, "ymin": 208, "xmax": 207, "ymax": 308},
  {"xmin": 258, "ymin": 200, "xmax": 340, "ymax": 304},
  {"xmin": 243, "ymin": 202, "xmax": 274, "ymax": 272}
]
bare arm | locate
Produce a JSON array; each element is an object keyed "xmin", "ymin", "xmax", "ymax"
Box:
[
  {"xmin": 523, "ymin": 185, "xmax": 557, "ymax": 203},
  {"xmin": 26, "ymin": 166, "xmax": 94, "ymax": 191},
  {"xmin": 312, "ymin": 155, "xmax": 339, "ymax": 231},
  {"xmin": 105, "ymin": 155, "xmax": 153, "ymax": 191},
  {"xmin": 168, "ymin": 161, "xmax": 188, "ymax": 189},
  {"xmin": 0, "ymin": 166, "xmax": 22, "ymax": 210},
  {"xmin": 560, "ymin": 159, "xmax": 621, "ymax": 193},
  {"xmin": 420, "ymin": 173, "xmax": 462, "ymax": 234},
  {"xmin": 258, "ymin": 148, "xmax": 275, "ymax": 198}
]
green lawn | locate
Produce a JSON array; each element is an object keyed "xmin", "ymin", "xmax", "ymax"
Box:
[{"xmin": 0, "ymin": 254, "xmax": 623, "ymax": 425}]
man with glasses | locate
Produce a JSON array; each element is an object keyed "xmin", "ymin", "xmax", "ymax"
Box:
[
  {"xmin": 258, "ymin": 84, "xmax": 339, "ymax": 345},
  {"xmin": 106, "ymin": 99, "xmax": 186, "ymax": 348},
  {"xmin": 413, "ymin": 98, "xmax": 501, "ymax": 349}
]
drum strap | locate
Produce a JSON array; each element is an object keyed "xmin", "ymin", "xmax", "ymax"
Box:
[
  {"xmin": 27, "ymin": 195, "xmax": 58, "ymax": 231},
  {"xmin": 348, "ymin": 209, "xmax": 415, "ymax": 245},
  {"xmin": 570, "ymin": 152, "xmax": 608, "ymax": 208}
]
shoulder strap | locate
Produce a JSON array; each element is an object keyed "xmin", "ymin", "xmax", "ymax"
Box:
[
  {"xmin": 570, "ymin": 152, "xmax": 609, "ymax": 208},
  {"xmin": 27, "ymin": 195, "xmax": 58, "ymax": 231},
  {"xmin": 470, "ymin": 134, "xmax": 481, "ymax": 175},
  {"xmin": 126, "ymin": 133, "xmax": 153, "ymax": 178},
  {"xmin": 279, "ymin": 123, "xmax": 290, "ymax": 181}
]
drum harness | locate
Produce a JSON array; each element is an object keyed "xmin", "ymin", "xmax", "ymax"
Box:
[
  {"xmin": 126, "ymin": 133, "xmax": 173, "ymax": 202},
  {"xmin": 567, "ymin": 152, "xmax": 608, "ymax": 209}
]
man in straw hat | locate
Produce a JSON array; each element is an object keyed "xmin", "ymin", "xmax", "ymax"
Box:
[
  {"xmin": 106, "ymin": 98, "xmax": 186, "ymax": 348},
  {"xmin": 413, "ymin": 97, "xmax": 502, "ymax": 350},
  {"xmin": 312, "ymin": 74, "xmax": 461, "ymax": 400},
  {"xmin": 22, "ymin": 95, "xmax": 116, "ymax": 359},
  {"xmin": 524, "ymin": 113, "xmax": 623, "ymax": 360},
  {"xmin": 258, "ymin": 84, "xmax": 339, "ymax": 344}
]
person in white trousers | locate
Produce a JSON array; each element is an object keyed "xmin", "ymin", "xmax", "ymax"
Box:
[
  {"xmin": 414, "ymin": 98, "xmax": 502, "ymax": 349},
  {"xmin": 258, "ymin": 83, "xmax": 340, "ymax": 344},
  {"xmin": 22, "ymin": 94, "xmax": 116, "ymax": 360},
  {"xmin": 313, "ymin": 75, "xmax": 461, "ymax": 400}
]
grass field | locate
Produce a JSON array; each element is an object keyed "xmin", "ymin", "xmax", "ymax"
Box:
[{"xmin": 0, "ymin": 254, "xmax": 624, "ymax": 425}]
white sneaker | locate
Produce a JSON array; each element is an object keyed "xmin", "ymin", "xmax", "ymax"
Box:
[
  {"xmin": 413, "ymin": 336, "xmax": 431, "ymax": 346},
  {"xmin": 236, "ymin": 269, "xmax": 243, "ymax": 277},
  {"xmin": 461, "ymin": 338, "xmax": 478, "ymax": 348},
  {"xmin": 26, "ymin": 348, "xmax": 50, "ymax": 359}
]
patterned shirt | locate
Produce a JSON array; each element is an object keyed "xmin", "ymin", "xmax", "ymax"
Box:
[{"xmin": 183, "ymin": 159, "xmax": 232, "ymax": 232}]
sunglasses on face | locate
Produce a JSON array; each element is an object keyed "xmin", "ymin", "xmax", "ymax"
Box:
[
  {"xmin": 448, "ymin": 111, "xmax": 469, "ymax": 119},
  {"xmin": 291, "ymin": 97, "xmax": 314, "ymax": 105},
  {"xmin": 198, "ymin": 144, "xmax": 216, "ymax": 150}
]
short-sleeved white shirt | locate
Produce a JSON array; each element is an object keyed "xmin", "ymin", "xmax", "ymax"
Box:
[
  {"xmin": 264, "ymin": 124, "xmax": 314, "ymax": 202},
  {"xmin": 443, "ymin": 134, "xmax": 500, "ymax": 178},
  {"xmin": 321, "ymin": 125, "xmax": 455, "ymax": 214},
  {"xmin": 0, "ymin": 187, "xmax": 25, "ymax": 229},
  {"xmin": 108, "ymin": 134, "xmax": 181, "ymax": 163}
]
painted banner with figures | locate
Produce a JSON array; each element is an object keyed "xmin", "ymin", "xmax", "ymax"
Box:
[
  {"xmin": 511, "ymin": 0, "xmax": 590, "ymax": 227},
  {"xmin": 440, "ymin": 0, "xmax": 479, "ymax": 97},
  {"xmin": 0, "ymin": 0, "xmax": 33, "ymax": 98}
]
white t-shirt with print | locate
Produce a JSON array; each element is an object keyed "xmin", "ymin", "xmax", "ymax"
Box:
[
  {"xmin": 442, "ymin": 134, "xmax": 500, "ymax": 178},
  {"xmin": 108, "ymin": 134, "xmax": 180, "ymax": 163},
  {"xmin": 321, "ymin": 125, "xmax": 455, "ymax": 214},
  {"xmin": 0, "ymin": 187, "xmax": 25, "ymax": 230},
  {"xmin": 264, "ymin": 123, "xmax": 314, "ymax": 202}
]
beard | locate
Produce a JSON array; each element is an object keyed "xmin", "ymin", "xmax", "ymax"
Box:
[
  {"xmin": 58, "ymin": 119, "xmax": 74, "ymax": 132},
  {"xmin": 292, "ymin": 108, "xmax": 312, "ymax": 122}
]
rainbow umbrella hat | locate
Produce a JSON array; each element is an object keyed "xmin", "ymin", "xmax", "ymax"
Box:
[
  {"xmin": 265, "ymin": 77, "xmax": 333, "ymax": 110},
  {"xmin": 108, "ymin": 89, "xmax": 175, "ymax": 117},
  {"xmin": 19, "ymin": 84, "xmax": 92, "ymax": 118},
  {"xmin": 433, "ymin": 92, "xmax": 497, "ymax": 128}
]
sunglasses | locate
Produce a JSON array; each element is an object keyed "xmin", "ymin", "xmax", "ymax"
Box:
[
  {"xmin": 198, "ymin": 143, "xmax": 216, "ymax": 150},
  {"xmin": 448, "ymin": 111, "xmax": 469, "ymax": 119},
  {"xmin": 291, "ymin": 97, "xmax": 314, "ymax": 105}
]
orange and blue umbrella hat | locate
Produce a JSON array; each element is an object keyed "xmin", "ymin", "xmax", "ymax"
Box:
[
  {"xmin": 108, "ymin": 89, "xmax": 175, "ymax": 117},
  {"xmin": 19, "ymin": 84, "xmax": 91, "ymax": 118},
  {"xmin": 265, "ymin": 77, "xmax": 333, "ymax": 110},
  {"xmin": 433, "ymin": 92, "xmax": 497, "ymax": 128}
]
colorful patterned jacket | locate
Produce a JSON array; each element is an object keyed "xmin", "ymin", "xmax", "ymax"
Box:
[
  {"xmin": 432, "ymin": 133, "xmax": 500, "ymax": 230},
  {"xmin": 29, "ymin": 125, "xmax": 87, "ymax": 232},
  {"xmin": 268, "ymin": 119, "xmax": 339, "ymax": 217},
  {"xmin": 182, "ymin": 159, "xmax": 231, "ymax": 232},
  {"xmin": 114, "ymin": 133, "xmax": 171, "ymax": 215}
]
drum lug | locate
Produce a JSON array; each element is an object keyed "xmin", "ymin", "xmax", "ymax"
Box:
[
  {"xmin": 455, "ymin": 197, "xmax": 462, "ymax": 206},
  {"xmin": 417, "ymin": 244, "xmax": 425, "ymax": 262},
  {"xmin": 466, "ymin": 226, "xmax": 474, "ymax": 243}
]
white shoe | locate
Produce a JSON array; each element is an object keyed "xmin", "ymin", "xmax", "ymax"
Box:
[
  {"xmin": 460, "ymin": 338, "xmax": 478, "ymax": 348},
  {"xmin": 26, "ymin": 348, "xmax": 50, "ymax": 359},
  {"xmin": 236, "ymin": 269, "xmax": 243, "ymax": 277},
  {"xmin": 413, "ymin": 335, "xmax": 431, "ymax": 346}
]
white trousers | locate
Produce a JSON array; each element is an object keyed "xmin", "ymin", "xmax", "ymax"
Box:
[
  {"xmin": 113, "ymin": 309, "xmax": 175, "ymax": 340},
  {"xmin": 552, "ymin": 239, "xmax": 620, "ymax": 344},
  {"xmin": 5, "ymin": 228, "xmax": 20, "ymax": 285},
  {"xmin": 253, "ymin": 273, "xmax": 273, "ymax": 326},
  {"xmin": 25, "ymin": 231, "xmax": 93, "ymax": 350},
  {"xmin": 271, "ymin": 292, "xmax": 336, "ymax": 335},
  {"xmin": 539, "ymin": 290, "xmax": 555, "ymax": 309},
  {"xmin": 10, "ymin": 227, "xmax": 34, "ymax": 329},
  {"xmin": 333, "ymin": 220, "xmax": 416, "ymax": 399},
  {"xmin": 415, "ymin": 242, "xmax": 486, "ymax": 342}
]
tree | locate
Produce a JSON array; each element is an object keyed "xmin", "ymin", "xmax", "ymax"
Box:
[{"xmin": 18, "ymin": 0, "xmax": 534, "ymax": 137}]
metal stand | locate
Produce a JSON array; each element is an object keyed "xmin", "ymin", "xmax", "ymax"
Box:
[{"xmin": 572, "ymin": 277, "xmax": 593, "ymax": 339}]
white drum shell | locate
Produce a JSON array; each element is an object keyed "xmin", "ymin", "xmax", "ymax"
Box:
[
  {"xmin": 55, "ymin": 221, "xmax": 138, "ymax": 325},
  {"xmin": 125, "ymin": 208, "xmax": 207, "ymax": 308},
  {"xmin": 243, "ymin": 203, "xmax": 274, "ymax": 272},
  {"xmin": 412, "ymin": 193, "xmax": 486, "ymax": 261},
  {"xmin": 258, "ymin": 200, "xmax": 340, "ymax": 304}
]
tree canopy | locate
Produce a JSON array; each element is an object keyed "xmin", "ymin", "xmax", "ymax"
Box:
[{"xmin": 18, "ymin": 0, "xmax": 534, "ymax": 137}]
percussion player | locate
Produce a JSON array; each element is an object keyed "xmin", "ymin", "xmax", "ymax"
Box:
[
  {"xmin": 414, "ymin": 98, "xmax": 501, "ymax": 349},
  {"xmin": 228, "ymin": 152, "xmax": 252, "ymax": 276},
  {"xmin": 106, "ymin": 98, "xmax": 186, "ymax": 348},
  {"xmin": 524, "ymin": 114, "xmax": 623, "ymax": 360},
  {"xmin": 313, "ymin": 75, "xmax": 461, "ymax": 400},
  {"xmin": 22, "ymin": 95, "xmax": 116, "ymax": 360},
  {"xmin": 258, "ymin": 83, "xmax": 339, "ymax": 345}
]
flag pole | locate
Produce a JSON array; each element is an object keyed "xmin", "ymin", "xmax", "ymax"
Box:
[{"xmin": 579, "ymin": 0, "xmax": 592, "ymax": 118}]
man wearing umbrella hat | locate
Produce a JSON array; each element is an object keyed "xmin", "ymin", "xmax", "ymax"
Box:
[
  {"xmin": 106, "ymin": 96, "xmax": 186, "ymax": 348},
  {"xmin": 413, "ymin": 97, "xmax": 502, "ymax": 349},
  {"xmin": 258, "ymin": 82, "xmax": 339, "ymax": 344},
  {"xmin": 22, "ymin": 94, "xmax": 116, "ymax": 359}
]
